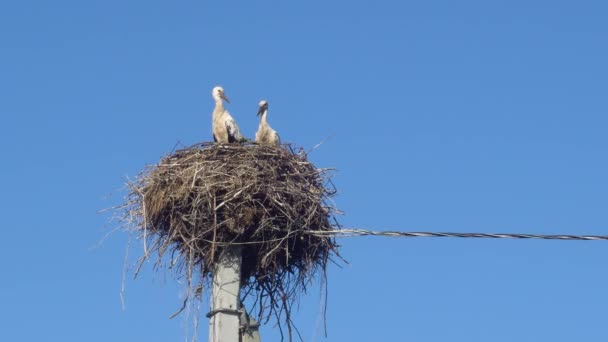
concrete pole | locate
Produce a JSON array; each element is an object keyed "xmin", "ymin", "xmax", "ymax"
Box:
[{"xmin": 209, "ymin": 246, "xmax": 242, "ymax": 342}]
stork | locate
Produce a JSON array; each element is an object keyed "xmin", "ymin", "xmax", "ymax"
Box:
[
  {"xmin": 211, "ymin": 86, "xmax": 244, "ymax": 143},
  {"xmin": 255, "ymin": 100, "xmax": 280, "ymax": 146}
]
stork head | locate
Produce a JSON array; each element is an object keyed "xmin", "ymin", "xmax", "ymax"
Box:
[
  {"xmin": 257, "ymin": 100, "xmax": 268, "ymax": 116},
  {"xmin": 212, "ymin": 86, "xmax": 230, "ymax": 103}
]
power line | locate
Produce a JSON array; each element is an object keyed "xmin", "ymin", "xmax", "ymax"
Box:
[{"xmin": 309, "ymin": 229, "xmax": 608, "ymax": 241}]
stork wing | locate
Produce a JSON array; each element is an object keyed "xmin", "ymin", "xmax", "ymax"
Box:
[
  {"xmin": 274, "ymin": 132, "xmax": 281, "ymax": 145},
  {"xmin": 226, "ymin": 118, "xmax": 243, "ymax": 143}
]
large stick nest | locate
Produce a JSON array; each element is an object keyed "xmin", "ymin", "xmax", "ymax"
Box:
[{"xmin": 120, "ymin": 142, "xmax": 340, "ymax": 339}]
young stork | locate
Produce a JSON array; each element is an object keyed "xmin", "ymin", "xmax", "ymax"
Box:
[
  {"xmin": 211, "ymin": 86, "xmax": 244, "ymax": 143},
  {"xmin": 255, "ymin": 100, "xmax": 280, "ymax": 146}
]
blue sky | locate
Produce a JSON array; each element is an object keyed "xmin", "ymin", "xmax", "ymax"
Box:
[{"xmin": 1, "ymin": 0, "xmax": 607, "ymax": 341}]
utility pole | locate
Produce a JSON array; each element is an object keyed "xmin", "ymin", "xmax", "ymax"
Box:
[{"xmin": 209, "ymin": 246, "xmax": 242, "ymax": 342}]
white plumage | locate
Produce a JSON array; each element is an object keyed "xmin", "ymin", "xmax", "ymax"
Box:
[
  {"xmin": 255, "ymin": 100, "xmax": 280, "ymax": 146},
  {"xmin": 211, "ymin": 86, "xmax": 243, "ymax": 143}
]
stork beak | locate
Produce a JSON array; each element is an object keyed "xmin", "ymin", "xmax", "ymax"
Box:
[
  {"xmin": 256, "ymin": 106, "xmax": 264, "ymax": 117},
  {"xmin": 220, "ymin": 92, "xmax": 230, "ymax": 104}
]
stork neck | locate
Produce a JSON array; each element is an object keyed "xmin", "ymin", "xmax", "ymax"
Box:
[
  {"xmin": 214, "ymin": 99, "xmax": 225, "ymax": 115},
  {"xmin": 260, "ymin": 110, "xmax": 268, "ymax": 124}
]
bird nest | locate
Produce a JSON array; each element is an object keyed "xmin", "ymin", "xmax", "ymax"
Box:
[{"xmin": 119, "ymin": 142, "xmax": 341, "ymax": 340}]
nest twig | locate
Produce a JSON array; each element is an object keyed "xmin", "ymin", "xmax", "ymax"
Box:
[{"xmin": 119, "ymin": 142, "xmax": 341, "ymax": 340}]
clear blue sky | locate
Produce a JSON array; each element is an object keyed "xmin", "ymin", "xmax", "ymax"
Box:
[{"xmin": 1, "ymin": 1, "xmax": 607, "ymax": 341}]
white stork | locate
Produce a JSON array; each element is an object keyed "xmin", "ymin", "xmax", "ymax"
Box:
[
  {"xmin": 211, "ymin": 86, "xmax": 244, "ymax": 143},
  {"xmin": 255, "ymin": 100, "xmax": 280, "ymax": 146}
]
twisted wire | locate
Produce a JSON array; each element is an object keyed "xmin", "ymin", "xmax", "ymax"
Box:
[{"xmin": 308, "ymin": 229, "xmax": 608, "ymax": 241}]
